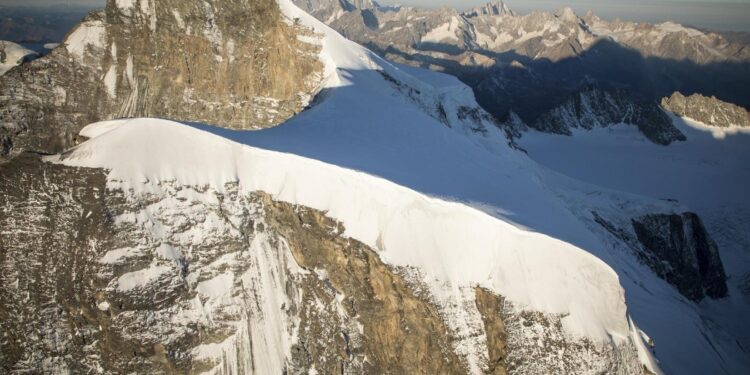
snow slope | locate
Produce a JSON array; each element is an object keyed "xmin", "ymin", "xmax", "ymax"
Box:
[
  {"xmin": 0, "ymin": 41, "xmax": 38, "ymax": 75},
  {"xmin": 519, "ymin": 117, "xmax": 750, "ymax": 374},
  {"xmin": 56, "ymin": 0, "xmax": 638, "ymax": 339},
  {"xmin": 54, "ymin": 8, "xmax": 646, "ymax": 373},
  {"xmin": 49, "ymin": 0, "xmax": 748, "ymax": 374}
]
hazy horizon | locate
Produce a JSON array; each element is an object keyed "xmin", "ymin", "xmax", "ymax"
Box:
[
  {"xmin": 384, "ymin": 0, "xmax": 750, "ymax": 32},
  {"xmin": 1, "ymin": 0, "xmax": 749, "ymax": 32}
]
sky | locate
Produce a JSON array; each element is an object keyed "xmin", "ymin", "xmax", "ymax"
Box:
[{"xmin": 2, "ymin": 0, "xmax": 749, "ymax": 32}]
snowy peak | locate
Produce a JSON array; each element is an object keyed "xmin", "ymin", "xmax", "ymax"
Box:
[
  {"xmin": 299, "ymin": 0, "xmax": 750, "ymax": 127},
  {"xmin": 554, "ymin": 7, "xmax": 579, "ymax": 23},
  {"xmin": 1, "ymin": 1, "xmax": 748, "ymax": 374},
  {"xmin": 346, "ymin": 0, "xmax": 379, "ymax": 10},
  {"xmin": 294, "ymin": 0, "xmax": 380, "ymax": 22},
  {"xmin": 19, "ymin": 0, "xmax": 658, "ymax": 372},
  {"xmin": 0, "ymin": 40, "xmax": 38, "ymax": 75},
  {"xmin": 463, "ymin": 1, "xmax": 515, "ymax": 18},
  {"xmin": 583, "ymin": 16, "xmax": 750, "ymax": 63}
]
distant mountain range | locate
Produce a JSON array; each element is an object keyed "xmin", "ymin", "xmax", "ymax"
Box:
[
  {"xmin": 292, "ymin": 0, "xmax": 750, "ymax": 139},
  {"xmin": 0, "ymin": 5, "xmax": 97, "ymax": 43}
]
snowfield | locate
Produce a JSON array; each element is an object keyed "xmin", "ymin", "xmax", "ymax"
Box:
[
  {"xmin": 0, "ymin": 40, "xmax": 38, "ymax": 75},
  {"xmin": 519, "ymin": 116, "xmax": 750, "ymax": 375},
  {"xmin": 57, "ymin": 116, "xmax": 631, "ymax": 342},
  {"xmin": 48, "ymin": 0, "xmax": 749, "ymax": 374}
]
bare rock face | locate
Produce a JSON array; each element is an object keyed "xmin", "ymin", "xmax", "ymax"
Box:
[
  {"xmin": 0, "ymin": 0, "xmax": 323, "ymax": 159},
  {"xmin": 661, "ymin": 92, "xmax": 750, "ymax": 128},
  {"xmin": 0, "ymin": 153, "xmax": 464, "ymax": 373},
  {"xmin": 532, "ymin": 86, "xmax": 686, "ymax": 145},
  {"xmin": 594, "ymin": 211, "xmax": 728, "ymax": 302},
  {"xmin": 463, "ymin": 1, "xmax": 515, "ymax": 18},
  {"xmin": 631, "ymin": 213, "xmax": 728, "ymax": 301}
]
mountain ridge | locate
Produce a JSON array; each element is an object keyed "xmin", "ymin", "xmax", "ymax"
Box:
[
  {"xmin": 662, "ymin": 91, "xmax": 750, "ymax": 129},
  {"xmin": 293, "ymin": 0, "xmax": 750, "ymax": 142},
  {"xmin": 0, "ymin": 1, "xmax": 748, "ymax": 374},
  {"xmin": 0, "ymin": 0, "xmax": 664, "ymax": 372}
]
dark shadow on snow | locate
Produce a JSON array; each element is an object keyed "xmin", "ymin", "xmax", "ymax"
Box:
[{"xmin": 365, "ymin": 38, "xmax": 750, "ymax": 124}]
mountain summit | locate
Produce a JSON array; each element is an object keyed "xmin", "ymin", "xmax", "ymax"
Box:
[{"xmin": 463, "ymin": 1, "xmax": 515, "ymax": 18}]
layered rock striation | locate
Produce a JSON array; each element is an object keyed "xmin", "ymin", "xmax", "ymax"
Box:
[
  {"xmin": 533, "ymin": 86, "xmax": 685, "ymax": 145},
  {"xmin": 661, "ymin": 91, "xmax": 750, "ymax": 128},
  {"xmin": 0, "ymin": 0, "xmax": 324, "ymax": 158}
]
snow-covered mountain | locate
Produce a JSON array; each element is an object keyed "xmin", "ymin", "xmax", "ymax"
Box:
[
  {"xmin": 296, "ymin": 0, "xmax": 380, "ymax": 23},
  {"xmin": 296, "ymin": 0, "xmax": 750, "ymax": 64},
  {"xmin": 293, "ymin": 0, "xmax": 750, "ymax": 136},
  {"xmin": 0, "ymin": 40, "xmax": 38, "ymax": 75},
  {"xmin": 463, "ymin": 1, "xmax": 515, "ymax": 18},
  {"xmin": 516, "ymin": 113, "xmax": 750, "ymax": 375},
  {"xmin": 1, "ymin": 0, "xmax": 749, "ymax": 374}
]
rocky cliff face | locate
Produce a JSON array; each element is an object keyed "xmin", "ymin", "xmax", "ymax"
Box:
[
  {"xmin": 0, "ymin": 0, "xmax": 323, "ymax": 159},
  {"xmin": 631, "ymin": 213, "xmax": 728, "ymax": 301},
  {"xmin": 532, "ymin": 86, "xmax": 685, "ymax": 145},
  {"xmin": 661, "ymin": 92, "xmax": 750, "ymax": 128},
  {"xmin": 0, "ymin": 154, "xmax": 647, "ymax": 374},
  {"xmin": 594, "ymin": 211, "xmax": 728, "ymax": 302},
  {"xmin": 463, "ymin": 2, "xmax": 515, "ymax": 18}
]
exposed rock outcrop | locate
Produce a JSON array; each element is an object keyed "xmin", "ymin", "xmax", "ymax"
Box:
[
  {"xmin": 0, "ymin": 0, "xmax": 323, "ymax": 159},
  {"xmin": 0, "ymin": 153, "xmax": 466, "ymax": 373},
  {"xmin": 631, "ymin": 213, "xmax": 729, "ymax": 301},
  {"xmin": 532, "ymin": 86, "xmax": 686, "ymax": 145},
  {"xmin": 739, "ymin": 272, "xmax": 750, "ymax": 301},
  {"xmin": 463, "ymin": 1, "xmax": 515, "ymax": 18},
  {"xmin": 593, "ymin": 211, "xmax": 728, "ymax": 302},
  {"xmin": 661, "ymin": 91, "xmax": 750, "ymax": 128},
  {"xmin": 474, "ymin": 288, "xmax": 508, "ymax": 375}
]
